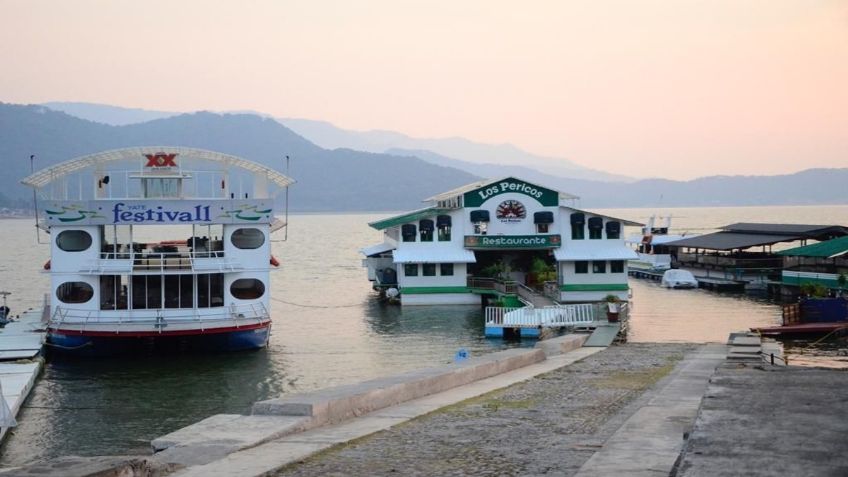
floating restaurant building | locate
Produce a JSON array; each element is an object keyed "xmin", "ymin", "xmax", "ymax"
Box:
[{"xmin": 362, "ymin": 177, "xmax": 640, "ymax": 306}]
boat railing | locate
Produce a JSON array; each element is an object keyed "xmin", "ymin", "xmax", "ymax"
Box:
[
  {"xmin": 485, "ymin": 304, "xmax": 595, "ymax": 328},
  {"xmin": 85, "ymin": 250, "xmax": 243, "ymax": 274},
  {"xmin": 49, "ymin": 303, "xmax": 268, "ymax": 329}
]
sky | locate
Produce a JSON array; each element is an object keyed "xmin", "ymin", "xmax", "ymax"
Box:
[{"xmin": 1, "ymin": 0, "xmax": 846, "ymax": 180}]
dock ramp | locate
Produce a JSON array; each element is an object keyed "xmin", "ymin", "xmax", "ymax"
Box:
[{"xmin": 583, "ymin": 323, "xmax": 621, "ymax": 347}]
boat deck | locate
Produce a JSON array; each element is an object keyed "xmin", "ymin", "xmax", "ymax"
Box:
[{"xmin": 752, "ymin": 322, "xmax": 848, "ymax": 337}]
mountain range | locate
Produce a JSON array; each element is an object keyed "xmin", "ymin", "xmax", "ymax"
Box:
[{"xmin": 0, "ymin": 101, "xmax": 844, "ymax": 211}]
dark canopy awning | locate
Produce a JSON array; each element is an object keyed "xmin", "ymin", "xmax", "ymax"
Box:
[
  {"xmin": 534, "ymin": 211, "xmax": 554, "ymax": 224},
  {"xmin": 470, "ymin": 210, "xmax": 490, "ymax": 223},
  {"xmin": 436, "ymin": 215, "xmax": 452, "ymax": 227},
  {"xmin": 664, "ymin": 232, "xmax": 807, "ymax": 251}
]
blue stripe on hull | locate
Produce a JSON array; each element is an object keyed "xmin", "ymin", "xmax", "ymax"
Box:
[
  {"xmin": 484, "ymin": 326, "xmax": 541, "ymax": 339},
  {"xmin": 47, "ymin": 326, "xmax": 271, "ymax": 356}
]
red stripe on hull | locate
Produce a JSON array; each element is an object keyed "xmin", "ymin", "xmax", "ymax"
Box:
[{"xmin": 49, "ymin": 321, "xmax": 271, "ymax": 338}]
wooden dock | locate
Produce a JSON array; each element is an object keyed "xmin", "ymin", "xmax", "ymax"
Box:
[
  {"xmin": 0, "ymin": 307, "xmax": 47, "ymax": 444},
  {"xmin": 628, "ymin": 269, "xmax": 746, "ymax": 292}
]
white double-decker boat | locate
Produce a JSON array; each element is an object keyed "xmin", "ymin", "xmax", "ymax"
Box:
[{"xmin": 21, "ymin": 147, "xmax": 293, "ymax": 354}]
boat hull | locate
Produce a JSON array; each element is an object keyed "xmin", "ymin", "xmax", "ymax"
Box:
[{"xmin": 46, "ymin": 322, "xmax": 271, "ymax": 356}]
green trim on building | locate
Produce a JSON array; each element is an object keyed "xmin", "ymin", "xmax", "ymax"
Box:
[
  {"xmin": 401, "ymin": 286, "xmax": 470, "ymax": 295},
  {"xmin": 559, "ymin": 283, "xmax": 629, "ymax": 292},
  {"xmin": 369, "ymin": 207, "xmax": 451, "ymax": 230},
  {"xmin": 781, "ymin": 275, "xmax": 841, "ymax": 288}
]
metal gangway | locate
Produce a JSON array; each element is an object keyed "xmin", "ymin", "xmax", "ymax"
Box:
[{"xmin": 484, "ymin": 303, "xmax": 595, "ymax": 330}]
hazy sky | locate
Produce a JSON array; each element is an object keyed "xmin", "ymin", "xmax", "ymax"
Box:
[{"xmin": 1, "ymin": 0, "xmax": 846, "ymax": 180}]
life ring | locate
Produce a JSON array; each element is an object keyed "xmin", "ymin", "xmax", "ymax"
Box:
[
  {"xmin": 270, "ymin": 255, "xmax": 280, "ymax": 267},
  {"xmin": 43, "ymin": 260, "xmax": 51, "ymax": 270}
]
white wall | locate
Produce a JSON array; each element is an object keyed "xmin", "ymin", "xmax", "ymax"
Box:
[{"xmin": 399, "ymin": 263, "xmax": 467, "ymax": 288}]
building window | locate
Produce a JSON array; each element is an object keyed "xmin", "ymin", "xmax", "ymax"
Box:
[
  {"xmin": 230, "ymin": 278, "xmax": 265, "ymax": 300},
  {"xmin": 56, "ymin": 230, "xmax": 93, "ymax": 252},
  {"xmin": 420, "ymin": 219, "xmax": 434, "ymax": 242},
  {"xmin": 606, "ymin": 221, "xmax": 621, "ymax": 239},
  {"xmin": 437, "ymin": 215, "xmax": 452, "ymax": 241},
  {"xmin": 423, "ymin": 263, "xmax": 436, "ymax": 276},
  {"xmin": 575, "ymin": 261, "xmax": 588, "ymax": 274},
  {"xmin": 470, "ymin": 210, "xmax": 490, "ymax": 235},
  {"xmin": 588, "ymin": 217, "xmax": 604, "ymax": 239},
  {"xmin": 231, "ymin": 228, "xmax": 265, "ymax": 249},
  {"xmin": 570, "ymin": 213, "xmax": 585, "ymax": 240},
  {"xmin": 537, "ymin": 223, "xmax": 549, "ymax": 233},
  {"xmin": 611, "ymin": 260, "xmax": 625, "ymax": 273},
  {"xmin": 404, "ymin": 264, "xmax": 419, "ymax": 276},
  {"xmin": 401, "ymin": 224, "xmax": 417, "ymax": 242},
  {"xmin": 593, "ymin": 261, "xmax": 607, "ymax": 273},
  {"xmin": 440, "ymin": 263, "xmax": 454, "ymax": 276},
  {"xmin": 56, "ymin": 282, "xmax": 94, "ymax": 304}
]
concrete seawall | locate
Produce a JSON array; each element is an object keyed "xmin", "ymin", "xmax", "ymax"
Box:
[{"xmin": 152, "ymin": 334, "xmax": 587, "ymax": 467}]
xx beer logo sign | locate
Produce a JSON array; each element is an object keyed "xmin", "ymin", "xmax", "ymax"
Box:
[{"xmin": 145, "ymin": 152, "xmax": 178, "ymax": 168}]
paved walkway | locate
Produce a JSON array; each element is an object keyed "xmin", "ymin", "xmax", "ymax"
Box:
[
  {"xmin": 575, "ymin": 344, "xmax": 726, "ymax": 477},
  {"xmin": 172, "ymin": 347, "xmax": 605, "ymax": 477}
]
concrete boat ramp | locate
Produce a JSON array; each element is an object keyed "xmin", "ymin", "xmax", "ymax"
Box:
[{"xmin": 0, "ymin": 307, "xmax": 47, "ymax": 444}]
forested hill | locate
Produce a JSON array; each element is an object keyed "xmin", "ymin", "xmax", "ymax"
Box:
[{"xmin": 0, "ymin": 103, "xmax": 479, "ymax": 211}]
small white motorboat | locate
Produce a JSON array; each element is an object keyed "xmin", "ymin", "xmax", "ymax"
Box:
[{"xmin": 661, "ymin": 269, "xmax": 698, "ymax": 289}]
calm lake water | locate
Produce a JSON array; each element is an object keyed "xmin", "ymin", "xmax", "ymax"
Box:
[{"xmin": 2, "ymin": 205, "xmax": 848, "ymax": 464}]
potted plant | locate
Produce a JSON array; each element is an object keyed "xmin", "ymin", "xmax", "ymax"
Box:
[{"xmin": 604, "ymin": 294, "xmax": 621, "ymax": 322}]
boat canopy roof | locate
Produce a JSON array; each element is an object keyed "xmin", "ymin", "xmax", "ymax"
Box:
[
  {"xmin": 20, "ymin": 147, "xmax": 295, "ymax": 189},
  {"xmin": 776, "ymin": 236, "xmax": 848, "ymax": 259},
  {"xmin": 665, "ymin": 223, "xmax": 848, "ymax": 251}
]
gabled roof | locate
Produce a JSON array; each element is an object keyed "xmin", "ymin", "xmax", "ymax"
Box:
[
  {"xmin": 564, "ymin": 207, "xmax": 643, "ymax": 227},
  {"xmin": 368, "ymin": 207, "xmax": 451, "ymax": 230},
  {"xmin": 776, "ymin": 236, "xmax": 848, "ymax": 258}
]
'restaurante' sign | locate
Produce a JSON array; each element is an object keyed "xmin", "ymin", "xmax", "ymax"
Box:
[
  {"xmin": 463, "ymin": 178, "xmax": 558, "ymax": 207},
  {"xmin": 464, "ymin": 234, "xmax": 561, "ymax": 249}
]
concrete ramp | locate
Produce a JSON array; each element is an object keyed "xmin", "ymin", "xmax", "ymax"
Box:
[{"xmin": 583, "ymin": 323, "xmax": 620, "ymax": 347}]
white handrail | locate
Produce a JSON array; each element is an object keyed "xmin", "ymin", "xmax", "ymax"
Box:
[{"xmin": 485, "ymin": 304, "xmax": 595, "ymax": 328}]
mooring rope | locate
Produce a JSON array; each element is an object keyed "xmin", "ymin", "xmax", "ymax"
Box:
[{"xmin": 270, "ymin": 297, "xmax": 364, "ymax": 309}]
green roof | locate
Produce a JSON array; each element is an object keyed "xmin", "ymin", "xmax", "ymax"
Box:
[
  {"xmin": 776, "ymin": 236, "xmax": 848, "ymax": 258},
  {"xmin": 368, "ymin": 207, "xmax": 450, "ymax": 230}
]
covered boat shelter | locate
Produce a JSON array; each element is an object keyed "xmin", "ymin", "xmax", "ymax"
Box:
[
  {"xmin": 663, "ymin": 223, "xmax": 848, "ymax": 277},
  {"xmin": 776, "ymin": 236, "xmax": 848, "ymax": 293}
]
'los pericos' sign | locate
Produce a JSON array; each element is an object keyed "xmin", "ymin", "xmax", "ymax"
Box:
[{"xmin": 463, "ymin": 177, "xmax": 558, "ymax": 207}]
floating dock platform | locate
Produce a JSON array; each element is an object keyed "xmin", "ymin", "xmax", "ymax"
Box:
[{"xmin": 0, "ymin": 307, "xmax": 47, "ymax": 444}]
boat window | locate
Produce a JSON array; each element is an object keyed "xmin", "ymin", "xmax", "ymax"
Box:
[
  {"xmin": 143, "ymin": 178, "xmax": 180, "ymax": 198},
  {"xmin": 440, "ymin": 263, "xmax": 454, "ymax": 276},
  {"xmin": 401, "ymin": 224, "xmax": 417, "ymax": 242},
  {"xmin": 165, "ymin": 274, "xmax": 194, "ymax": 308},
  {"xmin": 404, "ymin": 264, "xmax": 418, "ymax": 277},
  {"xmin": 423, "ymin": 263, "xmax": 436, "ymax": 276},
  {"xmin": 610, "ymin": 260, "xmax": 625, "ymax": 273},
  {"xmin": 419, "ymin": 220, "xmax": 434, "ymax": 242},
  {"xmin": 437, "ymin": 215, "xmax": 452, "ymax": 241},
  {"xmin": 570, "ymin": 213, "xmax": 585, "ymax": 240},
  {"xmin": 593, "ymin": 261, "xmax": 607, "ymax": 273},
  {"xmin": 606, "ymin": 221, "xmax": 621, "ymax": 239},
  {"xmin": 197, "ymin": 273, "xmax": 225, "ymax": 308},
  {"xmin": 588, "ymin": 217, "xmax": 604, "ymax": 239},
  {"xmin": 56, "ymin": 230, "xmax": 93, "ymax": 252},
  {"xmin": 231, "ymin": 228, "xmax": 265, "ymax": 249},
  {"xmin": 132, "ymin": 275, "xmax": 162, "ymax": 309},
  {"xmin": 230, "ymin": 278, "xmax": 265, "ymax": 300},
  {"xmin": 56, "ymin": 282, "xmax": 94, "ymax": 304},
  {"xmin": 575, "ymin": 261, "xmax": 588, "ymax": 274}
]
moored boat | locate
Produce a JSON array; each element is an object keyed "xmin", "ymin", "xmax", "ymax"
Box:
[
  {"xmin": 21, "ymin": 147, "xmax": 294, "ymax": 355},
  {"xmin": 661, "ymin": 269, "xmax": 698, "ymax": 289}
]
